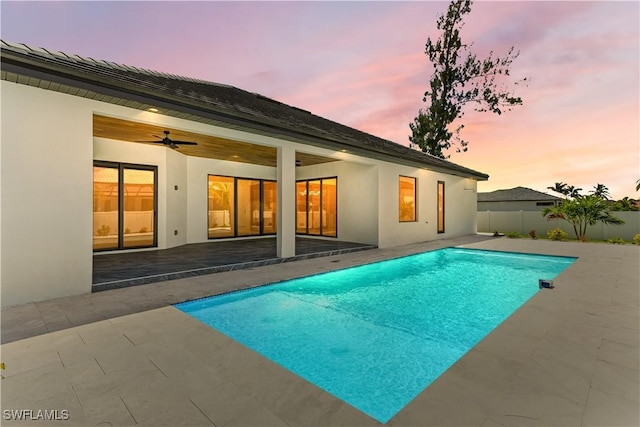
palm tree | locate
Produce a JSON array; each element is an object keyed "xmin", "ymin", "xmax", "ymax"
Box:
[
  {"xmin": 547, "ymin": 182, "xmax": 568, "ymax": 195},
  {"xmin": 610, "ymin": 197, "xmax": 639, "ymax": 211},
  {"xmin": 590, "ymin": 184, "xmax": 610, "ymax": 200},
  {"xmin": 547, "ymin": 182, "xmax": 582, "ymax": 198},
  {"xmin": 543, "ymin": 195, "xmax": 625, "ymax": 241},
  {"xmin": 636, "ymin": 178, "xmax": 640, "ymax": 192}
]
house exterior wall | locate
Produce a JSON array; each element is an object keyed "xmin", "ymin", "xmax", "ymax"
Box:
[
  {"xmin": 1, "ymin": 80, "xmax": 482, "ymax": 306},
  {"xmin": 1, "ymin": 82, "xmax": 93, "ymax": 306},
  {"xmin": 377, "ymin": 164, "xmax": 478, "ymax": 248},
  {"xmin": 166, "ymin": 148, "xmax": 188, "ymax": 248},
  {"xmin": 295, "ymin": 160, "xmax": 379, "ymax": 246}
]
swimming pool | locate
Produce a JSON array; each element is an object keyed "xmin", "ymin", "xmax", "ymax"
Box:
[{"xmin": 176, "ymin": 248, "xmax": 576, "ymax": 422}]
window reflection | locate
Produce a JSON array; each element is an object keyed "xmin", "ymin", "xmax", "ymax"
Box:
[
  {"xmin": 308, "ymin": 180, "xmax": 322, "ymax": 235},
  {"xmin": 263, "ymin": 181, "xmax": 277, "ymax": 234},
  {"xmin": 208, "ymin": 176, "xmax": 235, "ymax": 238},
  {"xmin": 93, "ymin": 166, "xmax": 119, "ymax": 250},
  {"xmin": 322, "ymin": 178, "xmax": 337, "ymax": 237},
  {"xmin": 296, "ymin": 181, "xmax": 308, "ymax": 233},
  {"xmin": 437, "ymin": 181, "xmax": 445, "ymax": 233},
  {"xmin": 208, "ymin": 176, "xmax": 277, "ymax": 238},
  {"xmin": 237, "ymin": 179, "xmax": 261, "ymax": 236},
  {"xmin": 93, "ymin": 163, "xmax": 156, "ymax": 251},
  {"xmin": 399, "ymin": 176, "xmax": 416, "ymax": 222},
  {"xmin": 123, "ymin": 169, "xmax": 155, "ymax": 248},
  {"xmin": 297, "ymin": 177, "xmax": 337, "ymax": 237}
]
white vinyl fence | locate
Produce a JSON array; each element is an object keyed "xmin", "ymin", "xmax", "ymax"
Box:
[{"xmin": 477, "ymin": 210, "xmax": 640, "ymax": 241}]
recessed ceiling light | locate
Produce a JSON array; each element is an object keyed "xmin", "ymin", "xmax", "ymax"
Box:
[{"xmin": 148, "ymin": 107, "xmax": 159, "ymax": 113}]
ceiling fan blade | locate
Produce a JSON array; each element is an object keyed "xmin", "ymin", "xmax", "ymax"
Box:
[
  {"xmin": 171, "ymin": 141, "xmax": 198, "ymax": 145},
  {"xmin": 135, "ymin": 140, "xmax": 166, "ymax": 144}
]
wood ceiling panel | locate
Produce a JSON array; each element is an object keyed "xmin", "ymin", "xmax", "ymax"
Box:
[{"xmin": 93, "ymin": 115, "xmax": 339, "ymax": 167}]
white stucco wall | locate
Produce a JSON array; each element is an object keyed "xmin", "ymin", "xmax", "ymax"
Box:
[
  {"xmin": 377, "ymin": 163, "xmax": 478, "ymax": 248},
  {"xmin": 295, "ymin": 160, "xmax": 379, "ymax": 245},
  {"xmin": 1, "ymin": 82, "xmax": 93, "ymax": 306},
  {"xmin": 165, "ymin": 148, "xmax": 188, "ymax": 248}
]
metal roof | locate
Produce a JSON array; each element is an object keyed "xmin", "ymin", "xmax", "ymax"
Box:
[
  {"xmin": 477, "ymin": 187, "xmax": 561, "ymax": 202},
  {"xmin": 1, "ymin": 40, "xmax": 489, "ymax": 180}
]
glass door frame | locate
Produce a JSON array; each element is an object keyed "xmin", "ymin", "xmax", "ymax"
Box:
[
  {"xmin": 295, "ymin": 176, "xmax": 338, "ymax": 238},
  {"xmin": 93, "ymin": 160, "xmax": 158, "ymax": 252}
]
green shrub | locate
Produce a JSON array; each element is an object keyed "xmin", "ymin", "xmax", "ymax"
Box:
[
  {"xmin": 633, "ymin": 234, "xmax": 640, "ymax": 245},
  {"xmin": 606, "ymin": 237, "xmax": 625, "ymax": 245},
  {"xmin": 505, "ymin": 231, "xmax": 522, "ymax": 239},
  {"xmin": 547, "ymin": 228, "xmax": 568, "ymax": 241}
]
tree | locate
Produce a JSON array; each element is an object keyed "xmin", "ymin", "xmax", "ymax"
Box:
[
  {"xmin": 589, "ymin": 183, "xmax": 610, "ymax": 200},
  {"xmin": 409, "ymin": 0, "xmax": 526, "ymax": 159},
  {"xmin": 547, "ymin": 182, "xmax": 582, "ymax": 199},
  {"xmin": 543, "ymin": 183, "xmax": 624, "ymax": 241},
  {"xmin": 610, "ymin": 197, "xmax": 639, "ymax": 211},
  {"xmin": 636, "ymin": 178, "xmax": 639, "ymax": 192}
]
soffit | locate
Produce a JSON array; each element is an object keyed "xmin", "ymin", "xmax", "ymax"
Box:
[{"xmin": 93, "ymin": 115, "xmax": 338, "ymax": 168}]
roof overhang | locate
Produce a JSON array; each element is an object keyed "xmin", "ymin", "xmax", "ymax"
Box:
[{"xmin": 1, "ymin": 43, "xmax": 489, "ymax": 181}]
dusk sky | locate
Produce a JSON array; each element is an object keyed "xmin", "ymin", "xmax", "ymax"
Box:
[{"xmin": 2, "ymin": 1, "xmax": 638, "ymax": 199}]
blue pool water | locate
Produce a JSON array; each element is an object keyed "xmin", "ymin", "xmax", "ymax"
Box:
[{"xmin": 176, "ymin": 248, "xmax": 575, "ymax": 422}]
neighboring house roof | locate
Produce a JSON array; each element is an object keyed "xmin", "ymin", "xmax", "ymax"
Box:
[
  {"xmin": 477, "ymin": 187, "xmax": 561, "ymax": 202},
  {"xmin": 0, "ymin": 40, "xmax": 489, "ymax": 181}
]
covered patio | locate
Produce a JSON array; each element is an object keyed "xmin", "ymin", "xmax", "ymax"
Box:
[{"xmin": 93, "ymin": 237, "xmax": 376, "ymax": 291}]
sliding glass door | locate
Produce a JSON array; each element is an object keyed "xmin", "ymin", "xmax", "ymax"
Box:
[
  {"xmin": 296, "ymin": 177, "xmax": 337, "ymax": 237},
  {"xmin": 237, "ymin": 179, "xmax": 261, "ymax": 237},
  {"xmin": 93, "ymin": 162, "xmax": 157, "ymax": 251},
  {"xmin": 208, "ymin": 176, "xmax": 235, "ymax": 238},
  {"xmin": 208, "ymin": 175, "xmax": 277, "ymax": 239}
]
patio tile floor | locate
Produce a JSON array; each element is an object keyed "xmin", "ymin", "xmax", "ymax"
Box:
[
  {"xmin": 93, "ymin": 237, "xmax": 375, "ymax": 291},
  {"xmin": 1, "ymin": 235, "xmax": 638, "ymax": 426}
]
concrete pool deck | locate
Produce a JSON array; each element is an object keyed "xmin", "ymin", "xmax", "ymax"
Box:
[{"xmin": 1, "ymin": 236, "xmax": 638, "ymax": 426}]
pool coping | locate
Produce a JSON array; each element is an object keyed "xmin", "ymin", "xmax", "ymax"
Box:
[{"xmin": 1, "ymin": 235, "xmax": 638, "ymax": 426}]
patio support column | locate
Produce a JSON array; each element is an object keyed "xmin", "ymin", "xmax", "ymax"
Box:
[{"xmin": 277, "ymin": 146, "xmax": 296, "ymax": 258}]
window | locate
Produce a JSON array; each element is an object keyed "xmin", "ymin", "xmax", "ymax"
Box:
[
  {"xmin": 399, "ymin": 176, "xmax": 416, "ymax": 222},
  {"xmin": 93, "ymin": 162, "xmax": 157, "ymax": 251},
  {"xmin": 208, "ymin": 176, "xmax": 235, "ymax": 238},
  {"xmin": 296, "ymin": 177, "xmax": 337, "ymax": 237},
  {"xmin": 536, "ymin": 202, "xmax": 554, "ymax": 206},
  {"xmin": 262, "ymin": 181, "xmax": 277, "ymax": 234},
  {"xmin": 237, "ymin": 179, "xmax": 261, "ymax": 237},
  {"xmin": 437, "ymin": 181, "xmax": 445, "ymax": 233},
  {"xmin": 208, "ymin": 175, "xmax": 277, "ymax": 239}
]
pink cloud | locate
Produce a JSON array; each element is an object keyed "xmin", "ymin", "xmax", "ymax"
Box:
[{"xmin": 1, "ymin": 0, "xmax": 637, "ymax": 199}]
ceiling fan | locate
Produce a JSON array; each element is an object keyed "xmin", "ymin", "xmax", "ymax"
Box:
[{"xmin": 137, "ymin": 131, "xmax": 198, "ymax": 150}]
